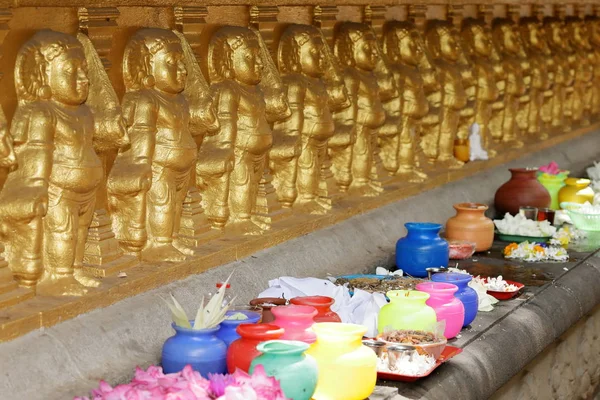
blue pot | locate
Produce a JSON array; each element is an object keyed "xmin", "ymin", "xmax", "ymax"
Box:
[
  {"xmin": 396, "ymin": 223, "xmax": 449, "ymax": 277},
  {"xmin": 161, "ymin": 323, "xmax": 227, "ymax": 376},
  {"xmin": 431, "ymin": 272, "xmax": 478, "ymax": 327},
  {"xmin": 217, "ymin": 310, "xmax": 261, "ymax": 347}
]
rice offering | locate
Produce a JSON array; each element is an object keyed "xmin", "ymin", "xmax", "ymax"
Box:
[{"xmin": 376, "ymin": 349, "xmax": 436, "ymax": 376}]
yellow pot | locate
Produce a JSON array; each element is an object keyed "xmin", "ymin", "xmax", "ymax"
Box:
[
  {"xmin": 306, "ymin": 323, "xmax": 377, "ymax": 400},
  {"xmin": 558, "ymin": 178, "xmax": 595, "ymax": 206}
]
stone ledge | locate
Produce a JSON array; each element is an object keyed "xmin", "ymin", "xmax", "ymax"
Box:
[
  {"xmin": 0, "ymin": 125, "xmax": 597, "ymax": 344},
  {"xmin": 381, "ymin": 248, "xmax": 600, "ymax": 400},
  {"xmin": 0, "ymin": 129, "xmax": 598, "ymax": 400}
]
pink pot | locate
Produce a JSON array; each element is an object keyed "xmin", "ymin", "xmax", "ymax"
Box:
[
  {"xmin": 415, "ymin": 282, "xmax": 465, "ymax": 339},
  {"xmin": 271, "ymin": 305, "xmax": 318, "ymax": 344}
]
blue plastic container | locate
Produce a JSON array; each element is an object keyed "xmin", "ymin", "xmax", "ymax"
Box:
[
  {"xmin": 217, "ymin": 310, "xmax": 261, "ymax": 347},
  {"xmin": 396, "ymin": 223, "xmax": 449, "ymax": 277},
  {"xmin": 161, "ymin": 323, "xmax": 227, "ymax": 376},
  {"xmin": 431, "ymin": 272, "xmax": 478, "ymax": 327}
]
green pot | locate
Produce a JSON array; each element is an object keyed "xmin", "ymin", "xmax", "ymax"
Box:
[
  {"xmin": 250, "ymin": 340, "xmax": 318, "ymax": 400},
  {"xmin": 537, "ymin": 172, "xmax": 568, "ymax": 210}
]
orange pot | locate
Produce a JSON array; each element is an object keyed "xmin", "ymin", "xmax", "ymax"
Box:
[{"xmin": 445, "ymin": 203, "xmax": 494, "ymax": 252}]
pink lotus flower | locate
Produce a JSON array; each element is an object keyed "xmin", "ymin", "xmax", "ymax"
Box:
[
  {"xmin": 538, "ymin": 161, "xmax": 568, "ymax": 176},
  {"xmin": 76, "ymin": 365, "xmax": 288, "ymax": 400}
]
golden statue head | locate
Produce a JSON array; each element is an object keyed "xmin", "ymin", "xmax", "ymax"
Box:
[
  {"xmin": 425, "ymin": 20, "xmax": 460, "ymax": 62},
  {"xmin": 278, "ymin": 24, "xmax": 326, "ymax": 78},
  {"xmin": 209, "ymin": 26, "xmax": 263, "ymax": 86},
  {"xmin": 15, "ymin": 30, "xmax": 88, "ymax": 105},
  {"xmin": 586, "ymin": 17, "xmax": 600, "ymax": 47},
  {"xmin": 334, "ymin": 22, "xmax": 378, "ymax": 71},
  {"xmin": 492, "ymin": 19, "xmax": 520, "ymax": 55},
  {"xmin": 462, "ymin": 19, "xmax": 493, "ymax": 58},
  {"xmin": 566, "ymin": 17, "xmax": 591, "ymax": 50},
  {"xmin": 383, "ymin": 21, "xmax": 423, "ymax": 66},
  {"xmin": 123, "ymin": 28, "xmax": 187, "ymax": 94},
  {"xmin": 520, "ymin": 17, "xmax": 546, "ymax": 52},
  {"xmin": 543, "ymin": 17, "xmax": 566, "ymax": 51}
]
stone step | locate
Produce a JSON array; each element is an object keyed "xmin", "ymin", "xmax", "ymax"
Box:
[{"xmin": 0, "ymin": 286, "xmax": 34, "ymax": 309}]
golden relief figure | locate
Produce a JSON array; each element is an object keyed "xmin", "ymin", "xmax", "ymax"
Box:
[
  {"xmin": 109, "ymin": 28, "xmax": 198, "ymax": 263},
  {"xmin": 333, "ymin": 22, "xmax": 386, "ymax": 197},
  {"xmin": 381, "ymin": 21, "xmax": 429, "ymax": 181},
  {"xmin": 455, "ymin": 32, "xmax": 477, "ymax": 150},
  {"xmin": 511, "ymin": 21, "xmax": 532, "ymax": 141},
  {"xmin": 273, "ymin": 24, "xmax": 336, "ymax": 214},
  {"xmin": 544, "ymin": 17, "xmax": 575, "ymax": 131},
  {"xmin": 207, "ymin": 26, "xmax": 273, "ymax": 235},
  {"xmin": 586, "ymin": 15, "xmax": 600, "ymax": 117},
  {"xmin": 461, "ymin": 18, "xmax": 500, "ymax": 156},
  {"xmin": 3, "ymin": 31, "xmax": 103, "ymax": 295},
  {"xmin": 424, "ymin": 20, "xmax": 467, "ymax": 168},
  {"xmin": 519, "ymin": 17, "xmax": 552, "ymax": 139},
  {"xmin": 492, "ymin": 19, "xmax": 526, "ymax": 147},
  {"xmin": 369, "ymin": 25, "xmax": 400, "ymax": 184},
  {"xmin": 566, "ymin": 17, "xmax": 594, "ymax": 126}
]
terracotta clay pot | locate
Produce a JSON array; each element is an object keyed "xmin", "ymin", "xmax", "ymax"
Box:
[
  {"xmin": 446, "ymin": 203, "xmax": 494, "ymax": 252},
  {"xmin": 249, "ymin": 297, "xmax": 287, "ymax": 323},
  {"xmin": 290, "ymin": 296, "xmax": 341, "ymax": 323},
  {"xmin": 494, "ymin": 168, "xmax": 551, "ymax": 216}
]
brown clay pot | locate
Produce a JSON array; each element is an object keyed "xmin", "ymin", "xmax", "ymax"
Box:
[
  {"xmin": 446, "ymin": 203, "xmax": 494, "ymax": 252},
  {"xmin": 249, "ymin": 297, "xmax": 287, "ymax": 323},
  {"xmin": 494, "ymin": 168, "xmax": 551, "ymax": 216}
]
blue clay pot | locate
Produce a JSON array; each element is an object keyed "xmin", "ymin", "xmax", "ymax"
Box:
[
  {"xmin": 217, "ymin": 310, "xmax": 261, "ymax": 347},
  {"xmin": 431, "ymin": 272, "xmax": 478, "ymax": 327},
  {"xmin": 161, "ymin": 323, "xmax": 227, "ymax": 376},
  {"xmin": 396, "ymin": 223, "xmax": 449, "ymax": 278}
]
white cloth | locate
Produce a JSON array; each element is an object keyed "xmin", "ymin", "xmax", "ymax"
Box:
[{"xmin": 258, "ymin": 276, "xmax": 387, "ymax": 337}]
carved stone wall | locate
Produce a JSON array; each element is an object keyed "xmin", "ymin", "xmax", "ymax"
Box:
[{"xmin": 492, "ymin": 305, "xmax": 600, "ymax": 400}]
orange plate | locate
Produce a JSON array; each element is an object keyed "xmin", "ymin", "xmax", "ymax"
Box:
[{"xmin": 377, "ymin": 345, "xmax": 463, "ymax": 382}]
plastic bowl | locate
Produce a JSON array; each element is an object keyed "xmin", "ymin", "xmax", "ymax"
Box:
[
  {"xmin": 448, "ymin": 240, "xmax": 476, "ymax": 260},
  {"xmin": 560, "ymin": 202, "xmax": 600, "ymax": 231}
]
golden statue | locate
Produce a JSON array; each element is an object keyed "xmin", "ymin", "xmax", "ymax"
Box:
[
  {"xmin": 424, "ymin": 20, "xmax": 467, "ymax": 168},
  {"xmin": 461, "ymin": 18, "xmax": 500, "ymax": 156},
  {"xmin": 333, "ymin": 22, "xmax": 386, "ymax": 196},
  {"xmin": 369, "ymin": 26, "xmax": 399, "ymax": 184},
  {"xmin": 455, "ymin": 34, "xmax": 476, "ymax": 152},
  {"xmin": 585, "ymin": 15, "xmax": 600, "ymax": 117},
  {"xmin": 109, "ymin": 28, "xmax": 199, "ymax": 263},
  {"xmin": 511, "ymin": 21, "xmax": 533, "ymax": 141},
  {"xmin": 2, "ymin": 31, "xmax": 104, "ymax": 295},
  {"xmin": 519, "ymin": 17, "xmax": 552, "ymax": 139},
  {"xmin": 544, "ymin": 17, "xmax": 575, "ymax": 131},
  {"xmin": 381, "ymin": 21, "xmax": 429, "ymax": 181},
  {"xmin": 273, "ymin": 24, "xmax": 336, "ymax": 214},
  {"xmin": 207, "ymin": 26, "xmax": 273, "ymax": 234},
  {"xmin": 566, "ymin": 16, "xmax": 594, "ymax": 126},
  {"xmin": 492, "ymin": 19, "xmax": 526, "ymax": 147}
]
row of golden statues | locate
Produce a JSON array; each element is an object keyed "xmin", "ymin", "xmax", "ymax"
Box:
[{"xmin": 0, "ymin": 5, "xmax": 599, "ymax": 299}]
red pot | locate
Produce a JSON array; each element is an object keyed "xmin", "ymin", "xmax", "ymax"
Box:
[
  {"xmin": 494, "ymin": 168, "xmax": 551, "ymax": 216},
  {"xmin": 227, "ymin": 323, "xmax": 284, "ymax": 373},
  {"xmin": 290, "ymin": 296, "xmax": 342, "ymax": 323}
]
